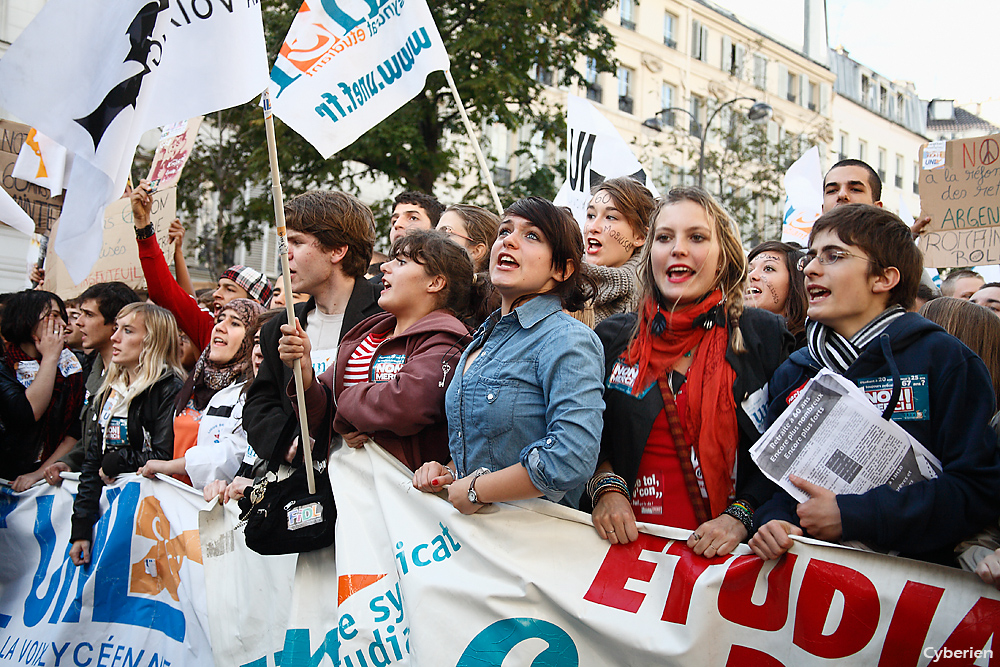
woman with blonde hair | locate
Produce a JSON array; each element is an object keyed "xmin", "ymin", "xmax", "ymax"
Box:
[
  {"xmin": 69, "ymin": 303, "xmax": 185, "ymax": 566},
  {"xmin": 582, "ymin": 176, "xmax": 655, "ymax": 325},
  {"xmin": 586, "ymin": 186, "xmax": 793, "ymax": 557}
]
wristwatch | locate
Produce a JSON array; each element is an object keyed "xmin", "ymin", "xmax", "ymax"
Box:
[{"xmin": 468, "ymin": 467, "xmax": 491, "ymax": 504}]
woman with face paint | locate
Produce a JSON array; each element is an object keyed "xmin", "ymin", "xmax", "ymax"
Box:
[
  {"xmin": 581, "ymin": 177, "xmax": 655, "ymax": 326},
  {"xmin": 745, "ymin": 241, "xmax": 808, "ymax": 345}
]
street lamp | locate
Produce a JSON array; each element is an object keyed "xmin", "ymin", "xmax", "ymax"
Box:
[{"xmin": 643, "ymin": 97, "xmax": 773, "ymax": 188}]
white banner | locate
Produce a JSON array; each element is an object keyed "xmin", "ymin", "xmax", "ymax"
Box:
[
  {"xmin": 270, "ymin": 0, "xmax": 450, "ymax": 159},
  {"xmin": 0, "ymin": 475, "xmax": 212, "ymax": 666},
  {"xmin": 0, "ymin": 0, "xmax": 268, "ymax": 281},
  {"xmin": 554, "ymin": 95, "xmax": 659, "ymax": 228},
  {"xmin": 205, "ymin": 443, "xmax": 1000, "ymax": 667},
  {"xmin": 781, "ymin": 146, "xmax": 823, "ymax": 244}
]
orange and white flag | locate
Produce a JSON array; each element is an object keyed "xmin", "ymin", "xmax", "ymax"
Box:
[{"xmin": 12, "ymin": 128, "xmax": 70, "ymax": 196}]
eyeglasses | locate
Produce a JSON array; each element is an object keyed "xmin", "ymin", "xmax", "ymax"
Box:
[
  {"xmin": 439, "ymin": 226, "xmax": 475, "ymax": 245},
  {"xmin": 797, "ymin": 249, "xmax": 872, "ymax": 272}
]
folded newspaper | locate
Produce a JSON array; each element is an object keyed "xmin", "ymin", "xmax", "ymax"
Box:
[{"xmin": 750, "ymin": 369, "xmax": 942, "ymax": 503}]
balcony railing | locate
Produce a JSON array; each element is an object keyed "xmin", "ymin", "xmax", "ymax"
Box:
[
  {"xmin": 492, "ymin": 167, "xmax": 512, "ymax": 187},
  {"xmin": 895, "ymin": 175, "xmax": 903, "ymax": 189},
  {"xmin": 586, "ymin": 85, "xmax": 602, "ymax": 103},
  {"xmin": 663, "ymin": 37, "xmax": 677, "ymax": 49},
  {"xmin": 621, "ymin": 19, "xmax": 636, "ymax": 30},
  {"xmin": 619, "ymin": 96, "xmax": 634, "ymax": 114}
]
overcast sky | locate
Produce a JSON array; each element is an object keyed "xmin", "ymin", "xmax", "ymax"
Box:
[
  {"xmin": 826, "ymin": 0, "xmax": 1000, "ymax": 105},
  {"xmin": 718, "ymin": 0, "xmax": 1000, "ymax": 106}
]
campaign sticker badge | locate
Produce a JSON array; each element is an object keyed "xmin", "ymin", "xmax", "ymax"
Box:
[
  {"xmin": 858, "ymin": 374, "xmax": 930, "ymax": 421},
  {"xmin": 371, "ymin": 353, "xmax": 406, "ymax": 382},
  {"xmin": 607, "ymin": 359, "xmax": 653, "ymax": 398}
]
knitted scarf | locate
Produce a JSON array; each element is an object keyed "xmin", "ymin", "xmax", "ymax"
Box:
[
  {"xmin": 623, "ymin": 292, "xmax": 739, "ymax": 517},
  {"xmin": 175, "ymin": 298, "xmax": 263, "ymax": 413},
  {"xmin": 805, "ymin": 306, "xmax": 906, "ymax": 374}
]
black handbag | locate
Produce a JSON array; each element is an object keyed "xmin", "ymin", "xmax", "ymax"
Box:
[{"xmin": 238, "ymin": 417, "xmax": 336, "ymax": 555}]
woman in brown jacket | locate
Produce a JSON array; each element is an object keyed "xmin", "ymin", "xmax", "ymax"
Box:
[{"xmin": 279, "ymin": 229, "xmax": 482, "ymax": 470}]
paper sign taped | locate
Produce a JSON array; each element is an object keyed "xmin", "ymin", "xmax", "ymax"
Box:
[{"xmin": 922, "ymin": 141, "xmax": 946, "ymax": 170}]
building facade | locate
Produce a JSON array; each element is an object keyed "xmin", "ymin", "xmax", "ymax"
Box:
[{"xmin": 828, "ymin": 46, "xmax": 926, "ymax": 218}]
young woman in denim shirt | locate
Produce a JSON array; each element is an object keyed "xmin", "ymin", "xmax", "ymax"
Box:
[
  {"xmin": 587, "ymin": 187, "xmax": 792, "ymax": 557},
  {"xmin": 413, "ymin": 197, "xmax": 606, "ymax": 513}
]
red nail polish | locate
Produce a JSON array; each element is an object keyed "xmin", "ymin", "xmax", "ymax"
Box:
[{"xmin": 431, "ymin": 479, "xmax": 439, "ymax": 486}]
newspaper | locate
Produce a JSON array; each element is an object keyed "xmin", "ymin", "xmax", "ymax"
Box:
[{"xmin": 750, "ymin": 369, "xmax": 942, "ymax": 503}]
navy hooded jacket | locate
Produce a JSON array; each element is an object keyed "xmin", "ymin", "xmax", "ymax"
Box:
[{"xmin": 755, "ymin": 312, "xmax": 1000, "ymax": 564}]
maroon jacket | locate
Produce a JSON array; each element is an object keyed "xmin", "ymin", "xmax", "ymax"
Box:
[{"xmin": 297, "ymin": 310, "xmax": 469, "ymax": 471}]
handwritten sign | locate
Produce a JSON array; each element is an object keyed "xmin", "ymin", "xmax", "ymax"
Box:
[
  {"xmin": 918, "ymin": 132, "xmax": 1000, "ymax": 267},
  {"xmin": 0, "ymin": 119, "xmax": 64, "ymax": 235},
  {"xmin": 42, "ymin": 187, "xmax": 176, "ymax": 298},
  {"xmin": 147, "ymin": 116, "xmax": 202, "ymax": 191}
]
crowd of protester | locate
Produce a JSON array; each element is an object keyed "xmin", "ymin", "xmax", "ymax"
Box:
[{"xmin": 5, "ymin": 158, "xmax": 1000, "ymax": 589}]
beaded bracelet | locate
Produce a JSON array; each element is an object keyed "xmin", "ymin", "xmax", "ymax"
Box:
[
  {"xmin": 587, "ymin": 472, "xmax": 631, "ymax": 504},
  {"xmin": 722, "ymin": 499, "xmax": 754, "ymax": 537}
]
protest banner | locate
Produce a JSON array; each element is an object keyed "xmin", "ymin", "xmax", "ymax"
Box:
[
  {"xmin": 202, "ymin": 443, "xmax": 1000, "ymax": 667},
  {"xmin": 0, "ymin": 120, "xmax": 64, "ymax": 235},
  {"xmin": 917, "ymin": 133, "xmax": 1000, "ymax": 267},
  {"xmin": 270, "ymin": 0, "xmax": 450, "ymax": 160},
  {"xmin": 0, "ymin": 475, "xmax": 212, "ymax": 666},
  {"xmin": 42, "ymin": 187, "xmax": 176, "ymax": 298},
  {"xmin": 553, "ymin": 95, "xmax": 659, "ymax": 227},
  {"xmin": 147, "ymin": 117, "xmax": 203, "ymax": 192}
]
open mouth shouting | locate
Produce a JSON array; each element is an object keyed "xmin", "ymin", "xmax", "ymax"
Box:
[
  {"xmin": 586, "ymin": 237, "xmax": 603, "ymax": 255},
  {"xmin": 666, "ymin": 264, "xmax": 695, "ymax": 283},
  {"xmin": 495, "ymin": 252, "xmax": 520, "ymax": 270},
  {"xmin": 807, "ymin": 284, "xmax": 831, "ymax": 303}
]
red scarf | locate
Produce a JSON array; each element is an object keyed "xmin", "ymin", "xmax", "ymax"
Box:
[{"xmin": 623, "ymin": 293, "xmax": 739, "ymax": 517}]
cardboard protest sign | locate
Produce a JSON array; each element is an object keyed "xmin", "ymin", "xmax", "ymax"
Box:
[
  {"xmin": 42, "ymin": 187, "xmax": 176, "ymax": 298},
  {"xmin": 0, "ymin": 119, "xmax": 64, "ymax": 235},
  {"xmin": 917, "ymin": 133, "xmax": 1000, "ymax": 267},
  {"xmin": 147, "ymin": 117, "xmax": 203, "ymax": 191}
]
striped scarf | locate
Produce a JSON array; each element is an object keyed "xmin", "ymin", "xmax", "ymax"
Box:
[{"xmin": 806, "ymin": 306, "xmax": 905, "ymax": 373}]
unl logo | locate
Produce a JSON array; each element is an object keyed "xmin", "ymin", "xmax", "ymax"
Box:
[
  {"xmin": 75, "ymin": 1, "xmax": 167, "ymax": 150},
  {"xmin": 23, "ymin": 483, "xmax": 188, "ymax": 642},
  {"xmin": 129, "ymin": 496, "xmax": 202, "ymax": 601}
]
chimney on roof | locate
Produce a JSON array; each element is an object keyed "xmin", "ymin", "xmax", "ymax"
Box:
[{"xmin": 929, "ymin": 99, "xmax": 955, "ymax": 121}]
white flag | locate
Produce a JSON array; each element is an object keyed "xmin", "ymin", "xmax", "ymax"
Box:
[
  {"xmin": 0, "ymin": 186, "xmax": 35, "ymax": 236},
  {"xmin": 553, "ymin": 95, "xmax": 660, "ymax": 227},
  {"xmin": 270, "ymin": 0, "xmax": 450, "ymax": 158},
  {"xmin": 12, "ymin": 128, "xmax": 70, "ymax": 196},
  {"xmin": 0, "ymin": 0, "xmax": 269, "ymax": 282},
  {"xmin": 780, "ymin": 146, "xmax": 823, "ymax": 244}
]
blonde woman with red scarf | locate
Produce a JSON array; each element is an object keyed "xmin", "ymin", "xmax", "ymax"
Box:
[{"xmin": 586, "ymin": 187, "xmax": 793, "ymax": 557}]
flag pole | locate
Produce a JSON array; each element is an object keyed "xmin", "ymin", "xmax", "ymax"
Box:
[
  {"xmin": 262, "ymin": 89, "xmax": 316, "ymax": 494},
  {"xmin": 443, "ymin": 69, "xmax": 503, "ymax": 217}
]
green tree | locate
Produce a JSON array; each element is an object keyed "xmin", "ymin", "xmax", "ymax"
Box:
[{"xmin": 166, "ymin": 0, "xmax": 616, "ymax": 274}]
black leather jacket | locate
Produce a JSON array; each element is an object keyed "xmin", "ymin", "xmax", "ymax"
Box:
[{"xmin": 70, "ymin": 371, "xmax": 184, "ymax": 543}]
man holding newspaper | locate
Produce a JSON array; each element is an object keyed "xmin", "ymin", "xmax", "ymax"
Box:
[{"xmin": 749, "ymin": 204, "xmax": 1000, "ymax": 565}]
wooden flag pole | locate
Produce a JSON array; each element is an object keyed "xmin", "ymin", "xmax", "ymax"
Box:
[
  {"xmin": 444, "ymin": 69, "xmax": 504, "ymax": 217},
  {"xmin": 261, "ymin": 89, "xmax": 316, "ymax": 494}
]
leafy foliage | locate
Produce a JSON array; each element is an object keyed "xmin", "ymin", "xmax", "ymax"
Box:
[{"xmin": 156, "ymin": 0, "xmax": 616, "ymax": 274}]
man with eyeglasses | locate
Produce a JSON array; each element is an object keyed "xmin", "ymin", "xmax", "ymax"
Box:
[{"xmin": 750, "ymin": 204, "xmax": 1000, "ymax": 566}]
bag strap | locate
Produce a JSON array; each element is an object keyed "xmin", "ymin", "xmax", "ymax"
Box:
[{"xmin": 266, "ymin": 412, "xmax": 302, "ymax": 474}]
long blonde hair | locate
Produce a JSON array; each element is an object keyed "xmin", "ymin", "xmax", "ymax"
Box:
[
  {"xmin": 636, "ymin": 186, "xmax": 748, "ymax": 352},
  {"xmin": 98, "ymin": 303, "xmax": 185, "ymax": 406}
]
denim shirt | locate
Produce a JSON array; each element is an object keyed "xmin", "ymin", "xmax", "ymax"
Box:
[{"xmin": 446, "ymin": 294, "xmax": 605, "ymax": 504}]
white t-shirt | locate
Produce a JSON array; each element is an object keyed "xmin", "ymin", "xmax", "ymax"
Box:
[{"xmin": 306, "ymin": 308, "xmax": 345, "ymax": 378}]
